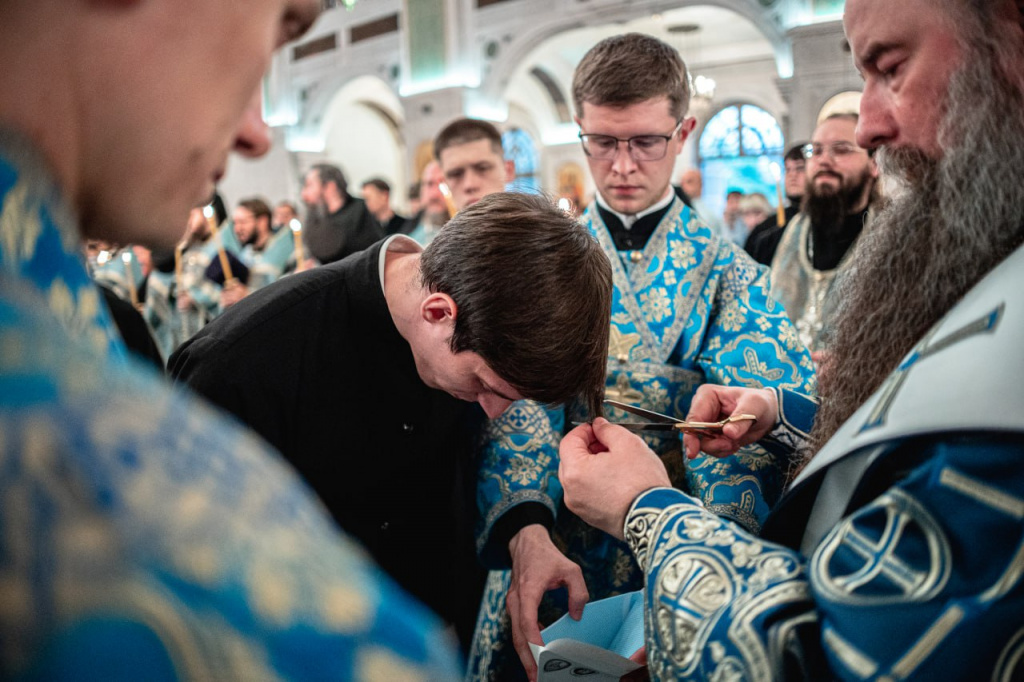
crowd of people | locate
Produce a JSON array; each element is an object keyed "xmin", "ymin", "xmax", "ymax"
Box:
[{"xmin": 2, "ymin": 0, "xmax": 1023, "ymax": 679}]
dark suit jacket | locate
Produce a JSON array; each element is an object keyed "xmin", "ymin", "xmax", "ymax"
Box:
[{"xmin": 169, "ymin": 242, "xmax": 485, "ymax": 647}]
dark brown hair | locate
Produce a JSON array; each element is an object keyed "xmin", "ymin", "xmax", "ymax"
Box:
[
  {"xmin": 434, "ymin": 118, "xmax": 504, "ymax": 161},
  {"xmin": 419, "ymin": 192, "xmax": 612, "ymax": 415},
  {"xmin": 572, "ymin": 33, "xmax": 691, "ymax": 120},
  {"xmin": 237, "ymin": 197, "xmax": 271, "ymax": 224},
  {"xmin": 361, "ymin": 177, "xmax": 391, "ymax": 195},
  {"xmin": 309, "ymin": 163, "xmax": 348, "ymax": 196}
]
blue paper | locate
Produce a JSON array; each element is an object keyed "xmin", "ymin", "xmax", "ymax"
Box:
[{"xmin": 540, "ymin": 590, "xmax": 645, "ymax": 659}]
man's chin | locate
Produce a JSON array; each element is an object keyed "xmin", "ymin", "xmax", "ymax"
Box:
[{"xmin": 605, "ymin": 195, "xmax": 649, "ymax": 215}]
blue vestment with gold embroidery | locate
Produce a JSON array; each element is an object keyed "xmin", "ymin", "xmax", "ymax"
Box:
[
  {"xmin": 467, "ymin": 198, "xmax": 816, "ymax": 679},
  {"xmin": 0, "ymin": 129, "xmax": 460, "ymax": 680}
]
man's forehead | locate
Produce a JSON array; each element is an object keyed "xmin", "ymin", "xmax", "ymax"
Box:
[
  {"xmin": 440, "ymin": 139, "xmax": 502, "ymax": 167},
  {"xmin": 579, "ymin": 96, "xmax": 675, "ymax": 125},
  {"xmin": 813, "ymin": 118, "xmax": 857, "ymax": 142},
  {"xmin": 422, "ymin": 163, "xmax": 443, "ymax": 182}
]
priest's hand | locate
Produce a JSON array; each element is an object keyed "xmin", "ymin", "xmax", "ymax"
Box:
[
  {"xmin": 507, "ymin": 524, "xmax": 588, "ymax": 682},
  {"xmin": 681, "ymin": 385, "xmax": 778, "ymax": 460},
  {"xmin": 559, "ymin": 419, "xmax": 671, "ymax": 540}
]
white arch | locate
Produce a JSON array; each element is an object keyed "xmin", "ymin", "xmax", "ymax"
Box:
[
  {"xmin": 315, "ymin": 75, "xmax": 410, "ymax": 210},
  {"xmin": 480, "ymin": 0, "xmax": 792, "ymax": 112}
]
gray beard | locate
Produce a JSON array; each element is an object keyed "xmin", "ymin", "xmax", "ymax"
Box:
[{"xmin": 802, "ymin": 44, "xmax": 1024, "ymax": 468}]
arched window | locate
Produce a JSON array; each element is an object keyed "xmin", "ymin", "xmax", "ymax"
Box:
[
  {"xmin": 502, "ymin": 127, "xmax": 540, "ymax": 193},
  {"xmin": 698, "ymin": 104, "xmax": 786, "ymax": 227}
]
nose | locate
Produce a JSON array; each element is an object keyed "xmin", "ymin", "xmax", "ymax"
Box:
[
  {"xmin": 234, "ymin": 91, "xmax": 272, "ymax": 159},
  {"xmin": 479, "ymin": 394, "xmax": 514, "ymax": 419},
  {"xmin": 610, "ymin": 143, "xmax": 638, "ymax": 176},
  {"xmin": 856, "ymin": 82, "xmax": 896, "ymax": 151}
]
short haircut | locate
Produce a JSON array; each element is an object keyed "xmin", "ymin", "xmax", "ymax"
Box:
[
  {"xmin": 362, "ymin": 177, "xmax": 391, "ymax": 195},
  {"xmin": 276, "ymin": 200, "xmax": 298, "ymax": 214},
  {"xmin": 784, "ymin": 143, "xmax": 808, "ymax": 163},
  {"xmin": 238, "ymin": 197, "xmax": 272, "ymax": 224},
  {"xmin": 310, "ymin": 163, "xmax": 348, "ymax": 196},
  {"xmin": 434, "ymin": 118, "xmax": 504, "ymax": 161},
  {"xmin": 419, "ymin": 192, "xmax": 612, "ymax": 415},
  {"xmin": 572, "ymin": 33, "xmax": 691, "ymax": 120}
]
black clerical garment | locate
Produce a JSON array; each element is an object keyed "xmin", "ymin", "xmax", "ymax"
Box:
[
  {"xmin": 744, "ymin": 204, "xmax": 800, "ymax": 266},
  {"xmin": 169, "ymin": 242, "xmax": 485, "ymax": 647},
  {"xmin": 304, "ymin": 195, "xmax": 384, "ymax": 264}
]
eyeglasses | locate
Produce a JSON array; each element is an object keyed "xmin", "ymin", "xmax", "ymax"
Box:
[
  {"xmin": 802, "ymin": 141, "xmax": 865, "ymax": 160},
  {"xmin": 579, "ymin": 122, "xmax": 682, "ymax": 161}
]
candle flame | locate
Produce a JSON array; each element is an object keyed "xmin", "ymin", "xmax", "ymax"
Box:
[
  {"xmin": 770, "ymin": 162, "xmax": 782, "ymax": 183},
  {"xmin": 97, "ymin": 250, "xmax": 111, "ymax": 265},
  {"xmin": 557, "ymin": 197, "xmax": 572, "ymax": 213},
  {"xmin": 289, "ymin": 218, "xmax": 302, "ymax": 233},
  {"xmin": 202, "ymin": 205, "xmax": 215, "ymax": 219},
  {"xmin": 121, "ymin": 251, "xmax": 132, "ymax": 264}
]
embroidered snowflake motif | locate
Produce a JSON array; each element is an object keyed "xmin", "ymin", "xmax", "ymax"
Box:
[
  {"xmin": 779, "ymin": 323, "xmax": 801, "ymax": 351},
  {"xmin": 718, "ymin": 301, "xmax": 748, "ymax": 333},
  {"xmin": 706, "ymin": 337, "xmax": 722, "ymax": 351},
  {"xmin": 641, "ymin": 383, "xmax": 669, "ymax": 411},
  {"xmin": 611, "ymin": 311, "xmax": 632, "ymax": 325},
  {"xmin": 640, "ymin": 287, "xmax": 672, "ymax": 323},
  {"xmin": 756, "ymin": 316, "xmax": 772, "ymax": 331},
  {"xmin": 505, "ymin": 456, "xmax": 541, "ymax": 485},
  {"xmin": 670, "ymin": 240, "xmax": 697, "ymax": 269},
  {"xmin": 663, "ymin": 270, "xmax": 677, "ymax": 287}
]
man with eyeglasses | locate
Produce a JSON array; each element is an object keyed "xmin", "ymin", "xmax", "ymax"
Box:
[
  {"xmin": 744, "ymin": 141, "xmax": 808, "ymax": 265},
  {"xmin": 468, "ymin": 32, "xmax": 817, "ymax": 681},
  {"xmin": 557, "ymin": 0, "xmax": 1024, "ymax": 677},
  {"xmin": 770, "ymin": 113, "xmax": 879, "ymax": 355}
]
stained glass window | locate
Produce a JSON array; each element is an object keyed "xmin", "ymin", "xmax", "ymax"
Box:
[
  {"xmin": 698, "ymin": 104, "xmax": 786, "ymax": 226},
  {"xmin": 502, "ymin": 128, "xmax": 540, "ymax": 193}
]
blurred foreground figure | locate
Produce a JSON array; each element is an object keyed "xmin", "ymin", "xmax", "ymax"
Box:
[
  {"xmin": 0, "ymin": 0, "xmax": 461, "ymax": 678},
  {"xmin": 559, "ymin": 0, "xmax": 1024, "ymax": 678}
]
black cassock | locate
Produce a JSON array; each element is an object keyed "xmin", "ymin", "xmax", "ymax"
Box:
[{"xmin": 170, "ymin": 240, "xmax": 486, "ymax": 649}]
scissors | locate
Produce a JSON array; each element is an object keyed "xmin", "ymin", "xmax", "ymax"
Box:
[{"xmin": 601, "ymin": 399, "xmax": 756, "ymax": 435}]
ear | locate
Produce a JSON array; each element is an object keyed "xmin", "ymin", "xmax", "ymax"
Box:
[
  {"xmin": 420, "ymin": 292, "xmax": 458, "ymax": 326},
  {"xmin": 679, "ymin": 116, "xmax": 698, "ymax": 142},
  {"xmin": 504, "ymin": 159, "xmax": 516, "ymax": 184}
]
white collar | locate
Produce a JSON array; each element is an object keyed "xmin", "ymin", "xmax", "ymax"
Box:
[{"xmin": 378, "ymin": 234, "xmax": 422, "ymax": 292}]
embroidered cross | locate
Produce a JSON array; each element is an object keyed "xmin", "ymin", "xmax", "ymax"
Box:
[{"xmin": 860, "ymin": 304, "xmax": 1003, "ymax": 433}]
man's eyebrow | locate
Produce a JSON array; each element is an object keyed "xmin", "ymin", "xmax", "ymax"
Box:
[{"xmin": 857, "ymin": 39, "xmax": 897, "ymax": 70}]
